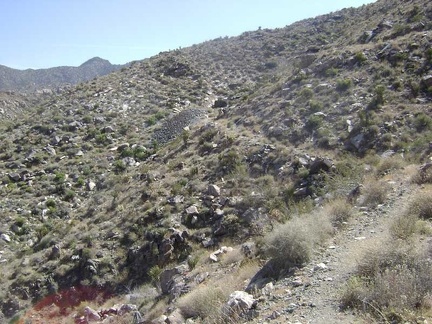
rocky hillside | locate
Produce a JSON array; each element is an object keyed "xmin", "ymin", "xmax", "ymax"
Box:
[
  {"xmin": 0, "ymin": 0, "xmax": 432, "ymax": 322},
  {"xmin": 0, "ymin": 57, "xmax": 127, "ymax": 92}
]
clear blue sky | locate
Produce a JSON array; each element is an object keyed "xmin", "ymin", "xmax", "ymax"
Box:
[{"xmin": 1, "ymin": 0, "xmax": 375, "ymax": 70}]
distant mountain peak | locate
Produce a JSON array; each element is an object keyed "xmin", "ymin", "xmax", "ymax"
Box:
[
  {"xmin": 0, "ymin": 57, "xmax": 128, "ymax": 92},
  {"xmin": 79, "ymin": 57, "xmax": 111, "ymax": 67}
]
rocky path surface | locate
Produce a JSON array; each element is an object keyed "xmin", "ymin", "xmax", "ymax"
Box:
[{"xmin": 249, "ymin": 167, "xmax": 416, "ymax": 324}]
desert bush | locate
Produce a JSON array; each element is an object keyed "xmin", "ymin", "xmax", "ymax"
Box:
[
  {"xmin": 324, "ymin": 199, "xmax": 354, "ymax": 227},
  {"xmin": 148, "ymin": 265, "xmax": 163, "ymax": 290},
  {"xmin": 407, "ymin": 190, "xmax": 432, "ymax": 220},
  {"xmin": 64, "ymin": 189, "xmax": 75, "ymax": 202},
  {"xmin": 218, "ymin": 150, "xmax": 241, "ymax": 174},
  {"xmin": 113, "ymin": 160, "xmax": 127, "ymax": 173},
  {"xmin": 336, "ymin": 78, "xmax": 352, "ymax": 92},
  {"xmin": 375, "ymin": 155, "xmax": 405, "ymax": 176},
  {"xmin": 300, "ymin": 87, "xmax": 314, "ymax": 99},
  {"xmin": 425, "ymin": 48, "xmax": 432, "ymax": 63},
  {"xmin": 341, "ymin": 241, "xmax": 432, "ymax": 321},
  {"xmin": 413, "ymin": 113, "xmax": 432, "ymax": 132},
  {"xmin": 412, "ymin": 165, "xmax": 432, "ymax": 184},
  {"xmin": 354, "ymin": 52, "xmax": 367, "ymax": 65},
  {"xmin": 359, "ymin": 178, "xmax": 389, "ymax": 207},
  {"xmin": 308, "ymin": 100, "xmax": 323, "ymax": 112},
  {"xmin": 390, "ymin": 212, "xmax": 418, "ymax": 240},
  {"xmin": 261, "ymin": 213, "xmax": 333, "ymax": 268},
  {"xmin": 177, "ymin": 285, "xmax": 226, "ymax": 320},
  {"xmin": 305, "ymin": 114, "xmax": 323, "ymax": 131}
]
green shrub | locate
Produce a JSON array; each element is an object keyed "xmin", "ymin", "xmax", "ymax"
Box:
[
  {"xmin": 426, "ymin": 48, "xmax": 432, "ymax": 64},
  {"xmin": 413, "ymin": 113, "xmax": 432, "ymax": 132},
  {"xmin": 146, "ymin": 116, "xmax": 157, "ymax": 126},
  {"xmin": 300, "ymin": 87, "xmax": 314, "ymax": 99},
  {"xmin": 147, "ymin": 265, "xmax": 162, "ymax": 290},
  {"xmin": 54, "ymin": 172, "xmax": 66, "ymax": 183},
  {"xmin": 336, "ymin": 78, "xmax": 352, "ymax": 92},
  {"xmin": 354, "ymin": 52, "xmax": 367, "ymax": 64},
  {"xmin": 306, "ymin": 114, "xmax": 323, "ymax": 130},
  {"xmin": 218, "ymin": 150, "xmax": 241, "ymax": 174},
  {"xmin": 309, "ymin": 100, "xmax": 323, "ymax": 112},
  {"xmin": 64, "ymin": 189, "xmax": 75, "ymax": 202},
  {"xmin": 95, "ymin": 133, "xmax": 110, "ymax": 145},
  {"xmin": 325, "ymin": 67, "xmax": 338, "ymax": 77},
  {"xmin": 114, "ymin": 160, "xmax": 127, "ymax": 173},
  {"xmin": 199, "ymin": 129, "xmax": 218, "ymax": 145}
]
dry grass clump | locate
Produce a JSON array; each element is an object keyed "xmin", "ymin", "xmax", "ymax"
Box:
[
  {"xmin": 260, "ymin": 212, "xmax": 333, "ymax": 268},
  {"xmin": 359, "ymin": 178, "xmax": 390, "ymax": 207},
  {"xmin": 407, "ymin": 189, "xmax": 432, "ymax": 220},
  {"xmin": 341, "ymin": 240, "xmax": 432, "ymax": 322},
  {"xmin": 390, "ymin": 212, "xmax": 419, "ymax": 239},
  {"xmin": 390, "ymin": 189, "xmax": 432, "ymax": 239},
  {"xmin": 375, "ymin": 155, "xmax": 405, "ymax": 176},
  {"xmin": 176, "ymin": 260, "xmax": 259, "ymax": 322},
  {"xmin": 412, "ymin": 164, "xmax": 432, "ymax": 184},
  {"xmin": 177, "ymin": 285, "xmax": 226, "ymax": 320},
  {"xmin": 324, "ymin": 198, "xmax": 354, "ymax": 227}
]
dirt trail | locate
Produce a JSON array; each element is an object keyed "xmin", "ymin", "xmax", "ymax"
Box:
[{"xmin": 250, "ymin": 166, "xmax": 418, "ymax": 324}]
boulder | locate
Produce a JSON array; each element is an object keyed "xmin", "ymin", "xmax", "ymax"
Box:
[
  {"xmin": 185, "ymin": 205, "xmax": 199, "ymax": 215},
  {"xmin": 213, "ymin": 99, "xmax": 228, "ymax": 108},
  {"xmin": 422, "ymin": 75, "xmax": 432, "ymax": 88},
  {"xmin": 309, "ymin": 158, "xmax": 333, "ymax": 174},
  {"xmin": 224, "ymin": 291, "xmax": 256, "ymax": 316},
  {"xmin": 44, "ymin": 145, "xmax": 57, "ymax": 156},
  {"xmin": 160, "ymin": 265, "xmax": 189, "ymax": 301},
  {"xmin": 86, "ymin": 180, "xmax": 96, "ymax": 191},
  {"xmin": 8, "ymin": 173, "xmax": 21, "ymax": 182},
  {"xmin": 117, "ymin": 303, "xmax": 137, "ymax": 315},
  {"xmin": 84, "ymin": 306, "xmax": 101, "ymax": 321},
  {"xmin": 207, "ymin": 184, "xmax": 221, "ymax": 197},
  {"xmin": 1, "ymin": 233, "xmax": 11, "ymax": 243},
  {"xmin": 350, "ymin": 133, "xmax": 365, "ymax": 151}
]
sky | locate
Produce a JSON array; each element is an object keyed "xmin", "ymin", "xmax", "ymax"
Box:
[{"xmin": 1, "ymin": 0, "xmax": 376, "ymax": 70}]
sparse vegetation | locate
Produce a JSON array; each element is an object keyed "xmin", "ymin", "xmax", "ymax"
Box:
[
  {"xmin": 2, "ymin": 0, "xmax": 432, "ymax": 322},
  {"xmin": 260, "ymin": 212, "xmax": 333, "ymax": 269}
]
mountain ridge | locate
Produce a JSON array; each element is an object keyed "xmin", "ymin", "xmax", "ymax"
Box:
[{"xmin": 0, "ymin": 57, "xmax": 128, "ymax": 92}]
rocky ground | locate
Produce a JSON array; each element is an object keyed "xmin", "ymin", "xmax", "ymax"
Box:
[{"xmin": 247, "ymin": 165, "xmax": 420, "ymax": 324}]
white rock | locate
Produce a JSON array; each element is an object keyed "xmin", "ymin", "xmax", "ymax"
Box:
[
  {"xmin": 1, "ymin": 234, "xmax": 11, "ymax": 243},
  {"xmin": 314, "ymin": 263, "xmax": 328, "ymax": 271},
  {"xmin": 292, "ymin": 277, "xmax": 303, "ymax": 287},
  {"xmin": 185, "ymin": 205, "xmax": 199, "ymax": 214},
  {"xmin": 262, "ymin": 282, "xmax": 274, "ymax": 296},
  {"xmin": 86, "ymin": 181, "xmax": 96, "ymax": 191},
  {"xmin": 220, "ymin": 246, "xmax": 233, "ymax": 253},
  {"xmin": 84, "ymin": 306, "xmax": 101, "ymax": 321},
  {"xmin": 225, "ymin": 291, "xmax": 256, "ymax": 314},
  {"xmin": 208, "ymin": 184, "xmax": 221, "ymax": 197},
  {"xmin": 209, "ymin": 253, "xmax": 218, "ymax": 262}
]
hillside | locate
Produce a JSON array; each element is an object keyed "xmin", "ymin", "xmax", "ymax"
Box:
[
  {"xmin": 0, "ymin": 57, "xmax": 127, "ymax": 92},
  {"xmin": 1, "ymin": 0, "xmax": 432, "ymax": 323}
]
